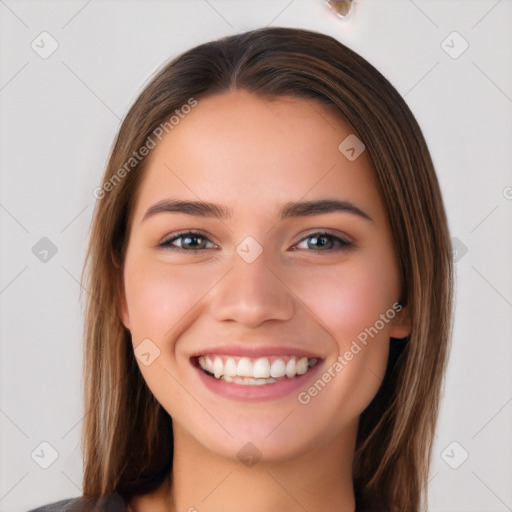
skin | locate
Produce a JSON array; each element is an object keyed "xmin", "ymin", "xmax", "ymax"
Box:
[{"xmin": 120, "ymin": 89, "xmax": 411, "ymax": 512}]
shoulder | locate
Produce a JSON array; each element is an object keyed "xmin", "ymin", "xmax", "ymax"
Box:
[
  {"xmin": 26, "ymin": 497, "xmax": 82, "ymax": 512},
  {"xmin": 26, "ymin": 493, "xmax": 127, "ymax": 512}
]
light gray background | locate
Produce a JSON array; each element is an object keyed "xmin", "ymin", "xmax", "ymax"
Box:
[{"xmin": 1, "ymin": 1, "xmax": 511, "ymax": 511}]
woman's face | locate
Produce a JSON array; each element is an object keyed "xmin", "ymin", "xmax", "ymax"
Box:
[{"xmin": 120, "ymin": 89, "xmax": 410, "ymax": 461}]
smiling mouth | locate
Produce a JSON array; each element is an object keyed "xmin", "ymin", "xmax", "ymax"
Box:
[{"xmin": 194, "ymin": 355, "xmax": 320, "ymax": 385}]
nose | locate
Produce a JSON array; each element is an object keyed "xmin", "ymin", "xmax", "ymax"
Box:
[{"xmin": 209, "ymin": 248, "xmax": 294, "ymax": 328}]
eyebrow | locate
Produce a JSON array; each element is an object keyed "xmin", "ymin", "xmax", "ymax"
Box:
[
  {"xmin": 141, "ymin": 199, "xmax": 373, "ymax": 222},
  {"xmin": 141, "ymin": 198, "xmax": 373, "ymax": 223}
]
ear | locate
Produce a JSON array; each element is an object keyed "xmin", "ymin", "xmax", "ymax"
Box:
[
  {"xmin": 388, "ymin": 302, "xmax": 411, "ymax": 339},
  {"xmin": 117, "ymin": 270, "xmax": 131, "ymax": 330}
]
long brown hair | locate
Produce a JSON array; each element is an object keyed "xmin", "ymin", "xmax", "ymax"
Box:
[{"xmin": 81, "ymin": 27, "xmax": 453, "ymax": 512}]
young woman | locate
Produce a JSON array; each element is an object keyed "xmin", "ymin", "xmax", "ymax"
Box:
[{"xmin": 29, "ymin": 26, "xmax": 453, "ymax": 512}]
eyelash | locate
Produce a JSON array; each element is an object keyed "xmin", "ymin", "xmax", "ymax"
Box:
[{"xmin": 158, "ymin": 230, "xmax": 353, "ymax": 253}]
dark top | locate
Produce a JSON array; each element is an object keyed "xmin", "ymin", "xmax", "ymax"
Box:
[
  {"xmin": 27, "ymin": 493, "xmax": 128, "ymax": 512},
  {"xmin": 29, "ymin": 485, "xmax": 366, "ymax": 511}
]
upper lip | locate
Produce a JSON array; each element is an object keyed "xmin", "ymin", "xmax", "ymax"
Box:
[{"xmin": 189, "ymin": 344, "xmax": 322, "ymax": 359}]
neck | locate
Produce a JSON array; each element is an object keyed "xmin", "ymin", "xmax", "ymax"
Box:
[{"xmin": 159, "ymin": 420, "xmax": 358, "ymax": 512}]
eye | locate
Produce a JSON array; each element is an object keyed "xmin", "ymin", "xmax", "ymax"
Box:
[
  {"xmin": 291, "ymin": 231, "xmax": 353, "ymax": 252},
  {"xmin": 158, "ymin": 231, "xmax": 217, "ymax": 251},
  {"xmin": 158, "ymin": 230, "xmax": 353, "ymax": 253}
]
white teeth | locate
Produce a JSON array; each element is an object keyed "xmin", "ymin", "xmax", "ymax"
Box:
[
  {"xmin": 221, "ymin": 375, "xmax": 278, "ymax": 385},
  {"xmin": 296, "ymin": 357, "xmax": 309, "ymax": 375},
  {"xmin": 197, "ymin": 354, "xmax": 318, "ymax": 383},
  {"xmin": 224, "ymin": 357, "xmax": 237, "ymax": 377},
  {"xmin": 270, "ymin": 359, "xmax": 286, "ymax": 378},
  {"xmin": 213, "ymin": 357, "xmax": 223, "ymax": 379},
  {"xmin": 286, "ymin": 357, "xmax": 296, "ymax": 378},
  {"xmin": 237, "ymin": 357, "xmax": 253, "ymax": 377},
  {"xmin": 253, "ymin": 358, "xmax": 271, "ymax": 378}
]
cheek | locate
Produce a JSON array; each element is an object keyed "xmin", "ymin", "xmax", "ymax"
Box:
[
  {"xmin": 290, "ymin": 261, "xmax": 395, "ymax": 427},
  {"xmin": 289, "ymin": 256, "xmax": 398, "ymax": 409},
  {"xmin": 123, "ymin": 256, "xmax": 213, "ymax": 343},
  {"xmin": 290, "ymin": 257, "xmax": 399, "ymax": 347}
]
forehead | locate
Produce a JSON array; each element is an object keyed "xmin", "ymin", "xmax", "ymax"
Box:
[{"xmin": 132, "ymin": 90, "xmax": 382, "ymax": 222}]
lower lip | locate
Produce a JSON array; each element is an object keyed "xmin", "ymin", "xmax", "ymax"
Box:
[{"xmin": 194, "ymin": 361, "xmax": 323, "ymax": 402}]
